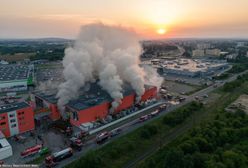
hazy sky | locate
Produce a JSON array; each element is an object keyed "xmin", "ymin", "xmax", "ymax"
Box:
[{"xmin": 1, "ymin": 0, "xmax": 248, "ymax": 39}]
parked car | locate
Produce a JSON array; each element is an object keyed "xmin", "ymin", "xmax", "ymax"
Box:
[
  {"xmin": 110, "ymin": 128, "xmax": 122, "ymax": 137},
  {"xmin": 139, "ymin": 115, "xmax": 150, "ymax": 122},
  {"xmin": 150, "ymin": 110, "xmax": 160, "ymax": 117}
]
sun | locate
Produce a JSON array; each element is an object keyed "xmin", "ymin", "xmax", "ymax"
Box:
[{"xmin": 157, "ymin": 28, "xmax": 166, "ymax": 35}]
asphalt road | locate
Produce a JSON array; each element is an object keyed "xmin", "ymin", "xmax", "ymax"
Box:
[{"xmin": 41, "ymin": 70, "xmax": 248, "ymax": 168}]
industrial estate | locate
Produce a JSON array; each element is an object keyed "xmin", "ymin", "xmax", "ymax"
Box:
[{"xmin": 0, "ymin": 28, "xmax": 248, "ymax": 168}]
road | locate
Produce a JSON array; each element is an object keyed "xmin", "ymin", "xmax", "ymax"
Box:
[{"xmin": 42, "ymin": 70, "xmax": 248, "ymax": 168}]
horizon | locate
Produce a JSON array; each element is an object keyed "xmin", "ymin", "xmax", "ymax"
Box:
[{"xmin": 1, "ymin": 0, "xmax": 248, "ymax": 39}]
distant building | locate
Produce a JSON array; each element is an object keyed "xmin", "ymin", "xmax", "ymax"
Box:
[
  {"xmin": 0, "ymin": 102, "xmax": 35, "ymax": 137},
  {"xmin": 192, "ymin": 49, "xmax": 205, "ymax": 57},
  {"xmin": 162, "ymin": 58, "xmax": 228, "ymax": 78},
  {"xmin": 237, "ymin": 42, "xmax": 245, "ymax": 47},
  {"xmin": 0, "ymin": 60, "xmax": 8, "ymax": 65},
  {"xmin": 0, "ymin": 64, "xmax": 34, "ymax": 92},
  {"xmin": 197, "ymin": 43, "xmax": 210, "ymax": 50},
  {"xmin": 205, "ymin": 49, "xmax": 221, "ymax": 57},
  {"xmin": 226, "ymin": 54, "xmax": 238, "ymax": 60}
]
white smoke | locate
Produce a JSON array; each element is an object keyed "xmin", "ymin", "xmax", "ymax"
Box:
[
  {"xmin": 37, "ymin": 80, "xmax": 60, "ymax": 94},
  {"xmin": 99, "ymin": 64, "xmax": 123, "ymax": 113},
  {"xmin": 56, "ymin": 23, "xmax": 147, "ymax": 117},
  {"xmin": 143, "ymin": 65, "xmax": 163, "ymax": 90}
]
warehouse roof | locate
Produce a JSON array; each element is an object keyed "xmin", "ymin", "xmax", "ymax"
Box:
[
  {"xmin": 34, "ymin": 91, "xmax": 58, "ymax": 104},
  {"xmin": 0, "ymin": 64, "xmax": 33, "ymax": 81},
  {"xmin": 68, "ymin": 84, "xmax": 154, "ymax": 111},
  {"xmin": 0, "ymin": 102, "xmax": 30, "ymax": 113},
  {"xmin": 34, "ymin": 82, "xmax": 155, "ymax": 111}
]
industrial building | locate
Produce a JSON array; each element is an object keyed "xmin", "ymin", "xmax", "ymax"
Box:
[
  {"xmin": 0, "ymin": 102, "xmax": 35, "ymax": 137},
  {"xmin": 192, "ymin": 49, "xmax": 205, "ymax": 57},
  {"xmin": 31, "ymin": 83, "xmax": 157, "ymax": 126},
  {"xmin": 205, "ymin": 49, "xmax": 221, "ymax": 57},
  {"xmin": 0, "ymin": 64, "xmax": 34, "ymax": 92},
  {"xmin": 161, "ymin": 59, "xmax": 229, "ymax": 77},
  {"xmin": 192, "ymin": 49, "xmax": 221, "ymax": 57},
  {"xmin": 31, "ymin": 91, "xmax": 61, "ymax": 121}
]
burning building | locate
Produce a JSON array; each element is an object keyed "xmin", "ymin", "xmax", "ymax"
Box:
[
  {"xmin": 31, "ymin": 24, "xmax": 161, "ymax": 127},
  {"xmin": 66, "ymin": 84, "xmax": 157, "ymax": 126},
  {"xmin": 31, "ymin": 83, "xmax": 157, "ymax": 126}
]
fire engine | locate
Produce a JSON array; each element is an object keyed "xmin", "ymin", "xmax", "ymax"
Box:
[
  {"xmin": 21, "ymin": 144, "xmax": 42, "ymax": 158},
  {"xmin": 45, "ymin": 148, "xmax": 73, "ymax": 167},
  {"xmin": 70, "ymin": 137, "xmax": 83, "ymax": 151},
  {"xmin": 96, "ymin": 131, "xmax": 110, "ymax": 144}
]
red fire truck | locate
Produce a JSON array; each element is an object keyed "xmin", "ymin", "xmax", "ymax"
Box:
[
  {"xmin": 45, "ymin": 148, "xmax": 73, "ymax": 167},
  {"xmin": 21, "ymin": 144, "xmax": 42, "ymax": 158},
  {"xmin": 70, "ymin": 137, "xmax": 83, "ymax": 151}
]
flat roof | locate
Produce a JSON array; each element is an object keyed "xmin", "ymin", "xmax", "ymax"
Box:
[
  {"xmin": 162, "ymin": 59, "xmax": 227, "ymax": 72},
  {"xmin": 0, "ymin": 64, "xmax": 33, "ymax": 82},
  {"xmin": 34, "ymin": 91, "xmax": 58, "ymax": 104},
  {"xmin": 0, "ymin": 102, "xmax": 30, "ymax": 114},
  {"xmin": 0, "ymin": 138, "xmax": 10, "ymax": 148},
  {"xmin": 34, "ymin": 82, "xmax": 154, "ymax": 111}
]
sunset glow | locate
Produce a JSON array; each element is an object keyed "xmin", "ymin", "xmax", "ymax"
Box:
[
  {"xmin": 157, "ymin": 28, "xmax": 166, "ymax": 35},
  {"xmin": 0, "ymin": 0, "xmax": 248, "ymax": 39}
]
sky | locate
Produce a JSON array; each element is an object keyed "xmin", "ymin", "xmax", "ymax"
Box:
[{"xmin": 0, "ymin": 0, "xmax": 248, "ymax": 39}]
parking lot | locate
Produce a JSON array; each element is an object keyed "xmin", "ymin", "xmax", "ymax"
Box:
[
  {"xmin": 35, "ymin": 62, "xmax": 63, "ymax": 84},
  {"xmin": 163, "ymin": 74, "xmax": 212, "ymax": 86},
  {"xmin": 162, "ymin": 80, "xmax": 199, "ymax": 96},
  {"xmin": 4, "ymin": 127, "xmax": 68, "ymax": 164}
]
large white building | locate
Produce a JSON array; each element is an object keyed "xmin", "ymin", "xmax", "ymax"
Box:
[
  {"xmin": 192, "ymin": 50, "xmax": 205, "ymax": 57},
  {"xmin": 0, "ymin": 64, "xmax": 34, "ymax": 92},
  {"xmin": 205, "ymin": 49, "xmax": 221, "ymax": 57},
  {"xmin": 162, "ymin": 59, "xmax": 228, "ymax": 77}
]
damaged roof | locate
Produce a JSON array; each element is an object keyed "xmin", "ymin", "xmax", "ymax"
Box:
[{"xmin": 33, "ymin": 82, "xmax": 154, "ymax": 111}]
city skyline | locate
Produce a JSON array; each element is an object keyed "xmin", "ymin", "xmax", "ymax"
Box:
[{"xmin": 1, "ymin": 0, "xmax": 248, "ymax": 39}]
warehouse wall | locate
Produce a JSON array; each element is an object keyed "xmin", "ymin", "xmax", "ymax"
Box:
[
  {"xmin": 0, "ymin": 113, "xmax": 10, "ymax": 137},
  {"xmin": 141, "ymin": 86, "xmax": 157, "ymax": 101},
  {"xmin": 71, "ymin": 102, "xmax": 110, "ymax": 126},
  {"xmin": 17, "ymin": 106, "xmax": 35, "ymax": 134},
  {"xmin": 0, "ymin": 106, "xmax": 35, "ymax": 138},
  {"xmin": 0, "ymin": 80, "xmax": 27, "ymax": 92},
  {"xmin": 114, "ymin": 93, "xmax": 135, "ymax": 113},
  {"xmin": 49, "ymin": 104, "xmax": 61, "ymax": 121},
  {"xmin": 33, "ymin": 95, "xmax": 61, "ymax": 121}
]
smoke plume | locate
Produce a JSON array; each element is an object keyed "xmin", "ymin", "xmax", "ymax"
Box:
[
  {"xmin": 56, "ymin": 23, "xmax": 148, "ymax": 116},
  {"xmin": 143, "ymin": 65, "xmax": 163, "ymax": 90}
]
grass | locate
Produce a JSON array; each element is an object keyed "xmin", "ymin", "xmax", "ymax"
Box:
[{"xmin": 185, "ymin": 85, "xmax": 206, "ymax": 95}]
